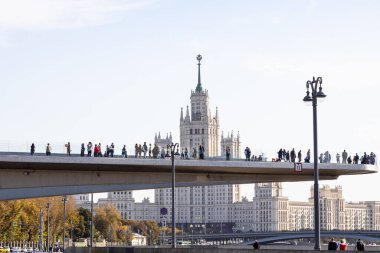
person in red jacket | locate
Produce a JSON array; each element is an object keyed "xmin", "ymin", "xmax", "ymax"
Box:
[
  {"xmin": 339, "ymin": 239, "xmax": 347, "ymax": 251},
  {"xmin": 94, "ymin": 144, "xmax": 99, "ymax": 157}
]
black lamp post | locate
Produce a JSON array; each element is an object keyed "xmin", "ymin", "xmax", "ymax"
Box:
[
  {"xmin": 62, "ymin": 196, "xmax": 67, "ymax": 252},
  {"xmin": 303, "ymin": 76, "xmax": 326, "ymax": 251},
  {"xmin": 90, "ymin": 193, "xmax": 94, "ymax": 248},
  {"xmin": 168, "ymin": 142, "xmax": 179, "ymax": 248},
  {"xmin": 46, "ymin": 203, "xmax": 50, "ymax": 252},
  {"xmin": 39, "ymin": 208, "xmax": 43, "ymax": 251}
]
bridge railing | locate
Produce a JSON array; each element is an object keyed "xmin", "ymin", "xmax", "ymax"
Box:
[{"xmin": 0, "ymin": 140, "xmax": 376, "ymax": 165}]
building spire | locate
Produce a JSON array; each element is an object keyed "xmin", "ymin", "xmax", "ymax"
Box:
[
  {"xmin": 186, "ymin": 105, "xmax": 190, "ymax": 118},
  {"xmin": 180, "ymin": 107, "xmax": 184, "ymax": 121},
  {"xmin": 195, "ymin": 54, "xmax": 203, "ymax": 93}
]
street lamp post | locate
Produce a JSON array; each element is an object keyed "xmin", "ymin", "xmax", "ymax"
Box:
[
  {"xmin": 46, "ymin": 203, "xmax": 50, "ymax": 252},
  {"xmin": 90, "ymin": 193, "xmax": 93, "ymax": 248},
  {"xmin": 39, "ymin": 208, "xmax": 43, "ymax": 251},
  {"xmin": 303, "ymin": 76, "xmax": 326, "ymax": 251},
  {"xmin": 62, "ymin": 196, "xmax": 67, "ymax": 252},
  {"xmin": 70, "ymin": 220, "xmax": 73, "ymax": 243},
  {"xmin": 168, "ymin": 143, "xmax": 179, "ymax": 248}
]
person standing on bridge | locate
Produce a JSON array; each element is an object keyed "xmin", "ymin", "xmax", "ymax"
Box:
[
  {"xmin": 87, "ymin": 142, "xmax": 93, "ymax": 157},
  {"xmin": 199, "ymin": 145, "xmax": 205, "ymax": 159},
  {"xmin": 297, "ymin": 150, "xmax": 302, "ymax": 163},
  {"xmin": 46, "ymin": 143, "xmax": 52, "ymax": 156},
  {"xmin": 121, "ymin": 145, "xmax": 127, "ymax": 158},
  {"xmin": 142, "ymin": 142, "xmax": 148, "ymax": 158},
  {"xmin": 342, "ymin": 150, "xmax": 348, "ymax": 164},
  {"xmin": 93, "ymin": 144, "xmax": 98, "ymax": 157},
  {"xmin": 193, "ymin": 147, "xmax": 197, "ymax": 159},
  {"xmin": 110, "ymin": 143, "xmax": 115, "ymax": 157},
  {"xmin": 305, "ymin": 149, "xmax": 311, "ymax": 163},
  {"xmin": 226, "ymin": 146, "xmax": 231, "ymax": 160},
  {"xmin": 354, "ymin": 153, "xmax": 359, "ymax": 164},
  {"xmin": 30, "ymin": 143, "xmax": 35, "ymax": 156},
  {"xmin": 152, "ymin": 144, "xmax": 159, "ymax": 158},
  {"xmin": 290, "ymin": 148, "xmax": 296, "ymax": 163},
  {"xmin": 98, "ymin": 143, "xmax": 103, "ymax": 157},
  {"xmin": 278, "ymin": 148, "xmax": 283, "ymax": 161},
  {"xmin": 161, "ymin": 146, "xmax": 165, "ymax": 159},
  {"xmin": 66, "ymin": 142, "xmax": 71, "ymax": 156},
  {"xmin": 319, "ymin": 153, "xmax": 324, "ymax": 163},
  {"xmin": 80, "ymin": 143, "xmax": 85, "ymax": 157},
  {"xmin": 138, "ymin": 144, "xmax": 142, "ymax": 158},
  {"xmin": 148, "ymin": 144, "xmax": 152, "ymax": 158},
  {"xmin": 244, "ymin": 147, "xmax": 251, "ymax": 161},
  {"xmin": 336, "ymin": 153, "xmax": 341, "ymax": 163},
  {"xmin": 347, "ymin": 155, "xmax": 352, "ymax": 164}
]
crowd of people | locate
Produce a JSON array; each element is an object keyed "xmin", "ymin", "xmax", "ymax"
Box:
[
  {"xmin": 29, "ymin": 142, "xmax": 210, "ymax": 160},
  {"xmin": 28, "ymin": 142, "xmax": 376, "ymax": 165},
  {"xmin": 327, "ymin": 238, "xmax": 365, "ymax": 251},
  {"xmin": 275, "ymin": 148, "xmax": 376, "ymax": 165}
]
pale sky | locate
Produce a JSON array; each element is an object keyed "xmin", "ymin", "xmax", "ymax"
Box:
[{"xmin": 0, "ymin": 0, "xmax": 379, "ymax": 203}]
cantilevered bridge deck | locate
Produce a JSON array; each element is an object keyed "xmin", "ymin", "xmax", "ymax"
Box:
[{"xmin": 0, "ymin": 153, "xmax": 377, "ymax": 200}]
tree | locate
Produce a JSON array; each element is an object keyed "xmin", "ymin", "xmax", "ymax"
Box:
[
  {"xmin": 0, "ymin": 196, "xmax": 79, "ymax": 243},
  {"xmin": 123, "ymin": 220, "xmax": 159, "ymax": 245},
  {"xmin": 74, "ymin": 207, "xmax": 91, "ymax": 240},
  {"xmin": 94, "ymin": 204, "xmax": 121, "ymax": 241}
]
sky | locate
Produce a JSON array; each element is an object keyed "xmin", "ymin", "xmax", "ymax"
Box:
[{"xmin": 0, "ymin": 0, "xmax": 379, "ymax": 203}]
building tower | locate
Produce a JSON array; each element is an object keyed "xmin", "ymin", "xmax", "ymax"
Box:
[
  {"xmin": 154, "ymin": 132, "xmax": 173, "ymax": 148},
  {"xmin": 252, "ymin": 183, "xmax": 289, "ymax": 231},
  {"xmin": 180, "ymin": 54, "xmax": 220, "ymax": 157},
  {"xmin": 220, "ymin": 131, "xmax": 241, "ymax": 158}
]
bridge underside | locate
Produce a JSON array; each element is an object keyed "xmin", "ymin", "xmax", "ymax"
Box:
[{"xmin": 0, "ymin": 155, "xmax": 377, "ymax": 200}]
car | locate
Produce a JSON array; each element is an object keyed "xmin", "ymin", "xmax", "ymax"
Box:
[
  {"xmin": 2, "ymin": 247, "xmax": 10, "ymax": 253},
  {"xmin": 10, "ymin": 247, "xmax": 21, "ymax": 253},
  {"xmin": 25, "ymin": 248, "xmax": 33, "ymax": 253}
]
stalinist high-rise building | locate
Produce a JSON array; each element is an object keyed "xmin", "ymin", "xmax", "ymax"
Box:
[{"xmin": 179, "ymin": 54, "xmax": 220, "ymax": 158}]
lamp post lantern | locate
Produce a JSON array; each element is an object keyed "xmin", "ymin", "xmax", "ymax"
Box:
[
  {"xmin": 168, "ymin": 142, "xmax": 179, "ymax": 248},
  {"xmin": 303, "ymin": 76, "xmax": 326, "ymax": 251}
]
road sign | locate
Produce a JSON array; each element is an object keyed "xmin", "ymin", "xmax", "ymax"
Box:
[
  {"xmin": 160, "ymin": 207, "xmax": 168, "ymax": 215},
  {"xmin": 294, "ymin": 163, "xmax": 303, "ymax": 172}
]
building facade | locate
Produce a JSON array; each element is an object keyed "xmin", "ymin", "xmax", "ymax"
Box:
[
  {"xmin": 233, "ymin": 184, "xmax": 380, "ymax": 232},
  {"xmin": 73, "ymin": 194, "xmax": 92, "ymax": 210},
  {"xmin": 86, "ymin": 184, "xmax": 380, "ymax": 233}
]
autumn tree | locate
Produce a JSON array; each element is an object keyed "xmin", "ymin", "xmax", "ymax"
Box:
[{"xmin": 94, "ymin": 204, "xmax": 121, "ymax": 241}]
